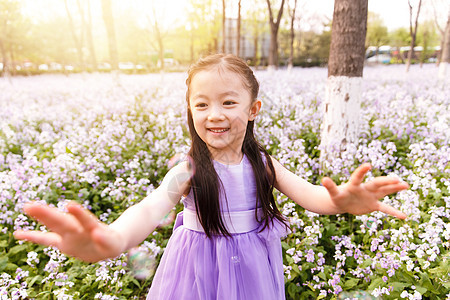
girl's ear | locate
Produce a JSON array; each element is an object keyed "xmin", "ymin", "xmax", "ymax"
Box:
[{"xmin": 248, "ymin": 99, "xmax": 262, "ymax": 121}]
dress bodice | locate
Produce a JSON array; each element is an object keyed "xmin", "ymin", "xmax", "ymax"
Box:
[{"xmin": 182, "ymin": 155, "xmax": 258, "ymax": 212}]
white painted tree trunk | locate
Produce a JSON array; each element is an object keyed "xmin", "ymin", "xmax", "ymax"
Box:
[
  {"xmin": 319, "ymin": 76, "xmax": 362, "ymax": 163},
  {"xmin": 438, "ymin": 62, "xmax": 448, "ymax": 81},
  {"xmin": 287, "ymin": 63, "xmax": 293, "ymax": 73}
]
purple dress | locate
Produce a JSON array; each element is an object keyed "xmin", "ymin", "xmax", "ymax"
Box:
[{"xmin": 147, "ymin": 156, "xmax": 288, "ymax": 299}]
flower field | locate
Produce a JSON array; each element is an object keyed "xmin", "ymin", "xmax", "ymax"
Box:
[{"xmin": 0, "ymin": 65, "xmax": 449, "ymax": 299}]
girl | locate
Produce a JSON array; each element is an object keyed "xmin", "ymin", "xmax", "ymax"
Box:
[{"xmin": 14, "ymin": 54, "xmax": 408, "ymax": 299}]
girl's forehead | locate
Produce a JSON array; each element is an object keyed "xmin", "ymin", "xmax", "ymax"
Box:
[
  {"xmin": 194, "ymin": 66, "xmax": 239, "ymax": 80},
  {"xmin": 190, "ymin": 67, "xmax": 248, "ymax": 91}
]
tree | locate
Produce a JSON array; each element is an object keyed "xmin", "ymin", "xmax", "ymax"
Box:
[
  {"xmin": 187, "ymin": 0, "xmax": 221, "ymax": 57},
  {"xmin": 320, "ymin": 0, "xmax": 368, "ymax": 164},
  {"xmin": 84, "ymin": 0, "xmax": 97, "ymax": 71},
  {"xmin": 222, "ymin": 0, "xmax": 226, "ymax": 53},
  {"xmin": 147, "ymin": 2, "xmax": 167, "ymax": 71},
  {"xmin": 406, "ymin": 0, "xmax": 423, "ymax": 72},
  {"xmin": 0, "ymin": 0, "xmax": 29, "ymax": 76},
  {"xmin": 287, "ymin": 0, "xmax": 298, "ymax": 71},
  {"xmin": 64, "ymin": 0, "xmax": 85, "ymax": 71},
  {"xmin": 431, "ymin": 0, "xmax": 445, "ymax": 65},
  {"xmin": 297, "ymin": 29, "xmax": 331, "ymax": 66},
  {"xmin": 236, "ymin": 0, "xmax": 241, "ymax": 56},
  {"xmin": 101, "ymin": 0, "xmax": 118, "ymax": 70},
  {"xmin": 266, "ymin": 0, "xmax": 285, "ymax": 70},
  {"xmin": 417, "ymin": 20, "xmax": 440, "ymax": 67},
  {"xmin": 439, "ymin": 12, "xmax": 450, "ymax": 80},
  {"xmin": 366, "ymin": 12, "xmax": 388, "ymax": 62},
  {"xmin": 246, "ymin": 2, "xmax": 269, "ymax": 66}
]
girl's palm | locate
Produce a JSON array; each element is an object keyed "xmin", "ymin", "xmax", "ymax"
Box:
[
  {"xmin": 14, "ymin": 202, "xmax": 124, "ymax": 262},
  {"xmin": 321, "ymin": 164, "xmax": 408, "ymax": 219}
]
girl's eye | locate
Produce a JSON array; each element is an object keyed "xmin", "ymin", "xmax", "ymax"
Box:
[
  {"xmin": 195, "ymin": 103, "xmax": 207, "ymax": 108},
  {"xmin": 224, "ymin": 100, "xmax": 236, "ymax": 105}
]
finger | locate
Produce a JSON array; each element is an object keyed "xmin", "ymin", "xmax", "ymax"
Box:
[
  {"xmin": 366, "ymin": 176, "xmax": 401, "ymax": 188},
  {"xmin": 23, "ymin": 202, "xmax": 80, "ymax": 234},
  {"xmin": 14, "ymin": 230, "xmax": 62, "ymax": 248},
  {"xmin": 321, "ymin": 177, "xmax": 340, "ymax": 198},
  {"xmin": 349, "ymin": 163, "xmax": 371, "ymax": 186},
  {"xmin": 66, "ymin": 202, "xmax": 101, "ymax": 232},
  {"xmin": 377, "ymin": 202, "xmax": 407, "ymax": 220},
  {"xmin": 374, "ymin": 182, "xmax": 410, "ymax": 198}
]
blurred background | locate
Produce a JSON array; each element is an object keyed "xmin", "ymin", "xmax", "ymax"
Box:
[{"xmin": 0, "ymin": 0, "xmax": 448, "ymax": 75}]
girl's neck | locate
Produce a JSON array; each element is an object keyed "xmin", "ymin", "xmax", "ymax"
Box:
[{"xmin": 209, "ymin": 149, "xmax": 244, "ymax": 165}]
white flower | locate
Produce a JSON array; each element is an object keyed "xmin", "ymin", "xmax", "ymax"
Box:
[{"xmin": 400, "ymin": 291, "xmax": 409, "ymax": 298}]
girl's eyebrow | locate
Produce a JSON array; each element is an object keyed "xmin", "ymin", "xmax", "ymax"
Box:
[
  {"xmin": 191, "ymin": 93, "xmax": 209, "ymax": 101},
  {"xmin": 192, "ymin": 91, "xmax": 239, "ymax": 101},
  {"xmin": 219, "ymin": 91, "xmax": 239, "ymax": 98}
]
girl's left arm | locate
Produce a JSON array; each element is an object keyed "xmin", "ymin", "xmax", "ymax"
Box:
[{"xmin": 271, "ymin": 157, "xmax": 408, "ymax": 219}]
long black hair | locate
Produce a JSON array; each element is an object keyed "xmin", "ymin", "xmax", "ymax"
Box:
[{"xmin": 186, "ymin": 54, "xmax": 289, "ymax": 238}]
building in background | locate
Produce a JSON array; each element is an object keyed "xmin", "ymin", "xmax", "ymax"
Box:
[{"xmin": 218, "ymin": 18, "xmax": 270, "ymax": 65}]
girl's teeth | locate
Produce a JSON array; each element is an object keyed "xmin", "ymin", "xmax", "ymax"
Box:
[{"xmin": 210, "ymin": 129, "xmax": 227, "ymax": 133}]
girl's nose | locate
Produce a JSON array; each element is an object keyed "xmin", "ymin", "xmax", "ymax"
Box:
[{"xmin": 207, "ymin": 105, "xmax": 225, "ymax": 121}]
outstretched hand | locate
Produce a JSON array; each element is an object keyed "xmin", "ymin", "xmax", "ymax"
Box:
[
  {"xmin": 14, "ymin": 201, "xmax": 125, "ymax": 263},
  {"xmin": 321, "ymin": 163, "xmax": 409, "ymax": 219}
]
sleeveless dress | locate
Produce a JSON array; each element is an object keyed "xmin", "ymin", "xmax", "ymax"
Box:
[{"xmin": 147, "ymin": 155, "xmax": 288, "ymax": 299}]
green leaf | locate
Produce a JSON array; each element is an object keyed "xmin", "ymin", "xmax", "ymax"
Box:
[
  {"xmin": 0, "ymin": 256, "xmax": 8, "ymax": 272},
  {"xmin": 6, "ymin": 263, "xmax": 18, "ymax": 272},
  {"xmin": 318, "ymin": 272, "xmax": 327, "ymax": 281},
  {"xmin": 8, "ymin": 244, "xmax": 28, "ymax": 256},
  {"xmin": 131, "ymin": 278, "xmax": 141, "ymax": 288},
  {"xmin": 28, "ymin": 275, "xmax": 43, "ymax": 287},
  {"xmin": 281, "ymin": 242, "xmax": 290, "ymax": 250},
  {"xmin": 0, "ymin": 240, "xmax": 8, "ymax": 248},
  {"xmin": 419, "ymin": 272, "xmax": 438, "ymax": 294},
  {"xmin": 368, "ymin": 277, "xmax": 385, "ymax": 291},
  {"xmin": 391, "ymin": 281, "xmax": 410, "ymax": 292},
  {"xmin": 361, "ymin": 258, "xmax": 372, "ymax": 269},
  {"xmin": 286, "ymin": 255, "xmax": 294, "ymax": 264},
  {"xmin": 287, "ymin": 282, "xmax": 299, "ymax": 299},
  {"xmin": 415, "ymin": 285, "xmax": 427, "ymax": 294},
  {"xmin": 344, "ymin": 278, "xmax": 360, "ymax": 290},
  {"xmin": 291, "ymin": 264, "xmax": 301, "ymax": 276}
]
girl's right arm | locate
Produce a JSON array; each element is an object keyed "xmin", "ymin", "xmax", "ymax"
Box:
[{"xmin": 14, "ymin": 161, "xmax": 192, "ymax": 263}]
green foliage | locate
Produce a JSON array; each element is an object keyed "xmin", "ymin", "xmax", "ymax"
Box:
[{"xmin": 366, "ymin": 12, "xmax": 389, "ymax": 48}]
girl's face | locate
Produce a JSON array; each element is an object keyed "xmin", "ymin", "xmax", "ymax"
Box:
[{"xmin": 188, "ymin": 67, "xmax": 261, "ymax": 164}]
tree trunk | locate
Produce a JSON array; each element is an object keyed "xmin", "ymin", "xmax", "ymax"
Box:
[
  {"xmin": 439, "ymin": 13, "xmax": 450, "ymax": 80},
  {"xmin": 320, "ymin": 0, "xmax": 368, "ymax": 165},
  {"xmin": 0, "ymin": 38, "xmax": 9, "ymax": 77},
  {"xmin": 9, "ymin": 44, "xmax": 16, "ymax": 76},
  {"xmin": 150, "ymin": 6, "xmax": 165, "ymax": 71},
  {"xmin": 237, "ymin": 0, "xmax": 241, "ymax": 57},
  {"xmin": 406, "ymin": 0, "xmax": 422, "ymax": 72},
  {"xmin": 190, "ymin": 24, "xmax": 194, "ymax": 63},
  {"xmin": 288, "ymin": 0, "xmax": 298, "ymax": 72},
  {"xmin": 222, "ymin": 0, "xmax": 226, "ymax": 53},
  {"xmin": 266, "ymin": 0, "xmax": 285, "ymax": 70},
  {"xmin": 253, "ymin": 35, "xmax": 259, "ymax": 66},
  {"xmin": 156, "ymin": 26, "xmax": 164, "ymax": 71},
  {"xmin": 101, "ymin": 0, "xmax": 118, "ymax": 71},
  {"xmin": 85, "ymin": 0, "xmax": 97, "ymax": 71},
  {"xmin": 65, "ymin": 0, "xmax": 85, "ymax": 70}
]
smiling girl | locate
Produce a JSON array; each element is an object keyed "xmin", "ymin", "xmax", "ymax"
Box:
[{"xmin": 15, "ymin": 54, "xmax": 408, "ymax": 299}]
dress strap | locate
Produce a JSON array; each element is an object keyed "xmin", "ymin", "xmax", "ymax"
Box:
[{"xmin": 183, "ymin": 208, "xmax": 263, "ymax": 234}]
